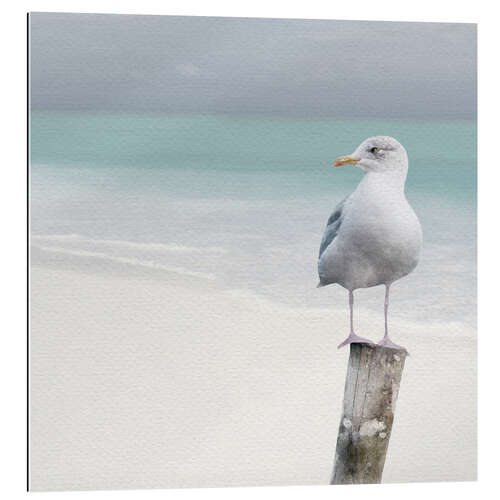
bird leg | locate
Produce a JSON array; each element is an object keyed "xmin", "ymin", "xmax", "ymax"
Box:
[
  {"xmin": 338, "ymin": 290, "xmax": 373, "ymax": 349},
  {"xmin": 377, "ymin": 284, "xmax": 407, "ymax": 351}
]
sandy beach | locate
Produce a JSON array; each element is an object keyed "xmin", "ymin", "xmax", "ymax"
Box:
[{"xmin": 30, "ymin": 260, "xmax": 476, "ymax": 491}]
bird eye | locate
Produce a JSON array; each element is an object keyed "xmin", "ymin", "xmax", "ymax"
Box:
[{"xmin": 370, "ymin": 147, "xmax": 380, "ymax": 153}]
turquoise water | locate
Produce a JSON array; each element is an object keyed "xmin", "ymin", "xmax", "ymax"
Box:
[
  {"xmin": 30, "ymin": 111, "xmax": 476, "ymax": 327},
  {"xmin": 31, "ymin": 112, "xmax": 476, "ymax": 199}
]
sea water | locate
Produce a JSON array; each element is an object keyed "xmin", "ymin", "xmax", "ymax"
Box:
[{"xmin": 30, "ymin": 111, "xmax": 476, "ymax": 330}]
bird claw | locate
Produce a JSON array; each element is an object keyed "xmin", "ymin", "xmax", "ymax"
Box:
[
  {"xmin": 377, "ymin": 337, "xmax": 407, "ymax": 352},
  {"xmin": 337, "ymin": 333, "xmax": 374, "ymax": 349}
]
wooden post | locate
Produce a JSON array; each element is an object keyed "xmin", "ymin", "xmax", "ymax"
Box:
[{"xmin": 330, "ymin": 343, "xmax": 407, "ymax": 485}]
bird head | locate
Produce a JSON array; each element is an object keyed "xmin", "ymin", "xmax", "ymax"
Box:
[{"xmin": 334, "ymin": 136, "xmax": 408, "ymax": 175}]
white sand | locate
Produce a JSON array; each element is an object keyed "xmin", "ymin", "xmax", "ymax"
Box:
[{"xmin": 30, "ymin": 264, "xmax": 476, "ymax": 491}]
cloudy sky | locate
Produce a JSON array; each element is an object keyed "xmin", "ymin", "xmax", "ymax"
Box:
[{"xmin": 29, "ymin": 13, "xmax": 476, "ymax": 119}]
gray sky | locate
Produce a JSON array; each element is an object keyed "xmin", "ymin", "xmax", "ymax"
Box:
[{"xmin": 29, "ymin": 13, "xmax": 476, "ymax": 119}]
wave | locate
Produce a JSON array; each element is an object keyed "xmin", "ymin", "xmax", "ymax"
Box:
[
  {"xmin": 31, "ymin": 241, "xmax": 217, "ymax": 281},
  {"xmin": 31, "ymin": 234, "xmax": 228, "ymax": 254}
]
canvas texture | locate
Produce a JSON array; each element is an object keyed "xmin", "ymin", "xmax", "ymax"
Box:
[{"xmin": 29, "ymin": 13, "xmax": 477, "ymax": 491}]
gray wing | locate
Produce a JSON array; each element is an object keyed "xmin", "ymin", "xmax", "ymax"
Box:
[{"xmin": 318, "ymin": 196, "xmax": 348, "ymax": 259}]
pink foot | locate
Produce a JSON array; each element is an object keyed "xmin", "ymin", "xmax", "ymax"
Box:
[
  {"xmin": 377, "ymin": 337, "xmax": 407, "ymax": 352},
  {"xmin": 337, "ymin": 333, "xmax": 374, "ymax": 349}
]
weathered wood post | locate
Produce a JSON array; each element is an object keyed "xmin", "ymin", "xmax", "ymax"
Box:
[{"xmin": 331, "ymin": 343, "xmax": 407, "ymax": 484}]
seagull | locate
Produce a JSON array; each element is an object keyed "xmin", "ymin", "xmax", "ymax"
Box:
[{"xmin": 317, "ymin": 136, "xmax": 422, "ymax": 351}]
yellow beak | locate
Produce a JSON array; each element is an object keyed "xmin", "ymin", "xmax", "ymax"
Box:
[{"xmin": 334, "ymin": 155, "xmax": 359, "ymax": 167}]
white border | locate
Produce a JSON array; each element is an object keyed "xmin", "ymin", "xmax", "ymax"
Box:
[{"xmin": 2, "ymin": 1, "xmax": 497, "ymax": 499}]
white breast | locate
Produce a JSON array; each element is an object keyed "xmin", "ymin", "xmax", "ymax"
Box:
[{"xmin": 318, "ymin": 173, "xmax": 422, "ymax": 290}]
